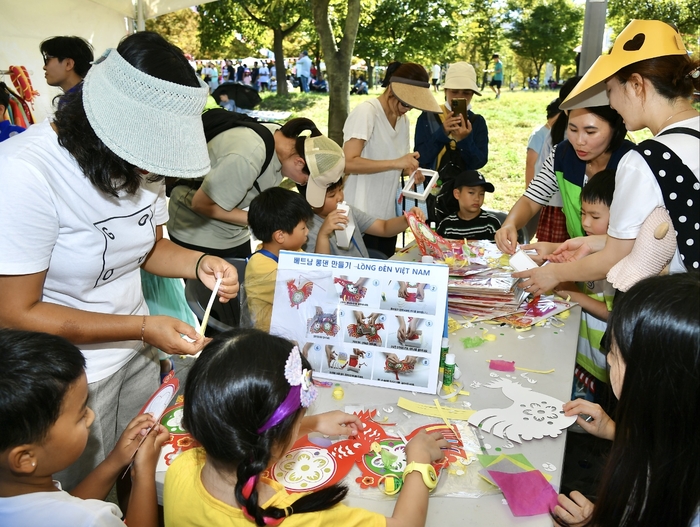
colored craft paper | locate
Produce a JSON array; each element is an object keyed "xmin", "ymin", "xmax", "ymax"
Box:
[
  {"xmin": 488, "ymin": 469, "xmax": 558, "ymax": 517},
  {"xmin": 489, "ymin": 359, "xmax": 516, "ymax": 372}
]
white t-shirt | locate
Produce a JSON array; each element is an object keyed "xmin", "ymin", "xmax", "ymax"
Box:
[
  {"xmin": 343, "ymin": 98, "xmax": 410, "ymax": 220},
  {"xmin": 609, "ymin": 116, "xmax": 699, "ymax": 273},
  {"xmin": 431, "ymin": 64, "xmax": 441, "ymax": 80},
  {"xmin": 0, "ymin": 485, "xmax": 123, "ymax": 527},
  {"xmin": 0, "ymin": 120, "xmax": 168, "ymax": 383}
]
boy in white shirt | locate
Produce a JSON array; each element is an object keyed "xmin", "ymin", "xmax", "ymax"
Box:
[{"xmin": 0, "ymin": 329, "xmax": 169, "ymax": 527}]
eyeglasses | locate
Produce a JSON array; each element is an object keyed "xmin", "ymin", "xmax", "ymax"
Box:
[
  {"xmin": 399, "ymin": 101, "xmax": 412, "ymax": 110},
  {"xmin": 42, "ymin": 54, "xmax": 56, "ymax": 65}
]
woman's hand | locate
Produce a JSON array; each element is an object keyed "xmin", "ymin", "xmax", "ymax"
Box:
[
  {"xmin": 395, "ymin": 152, "xmax": 420, "ymax": 174},
  {"xmin": 451, "ymin": 114, "xmax": 472, "ymax": 142},
  {"xmin": 408, "ymin": 207, "xmax": 426, "ymax": 223},
  {"xmin": 512, "ymin": 263, "xmax": 560, "ymax": 296},
  {"xmin": 303, "ymin": 411, "xmax": 364, "ymax": 437},
  {"xmin": 197, "ymin": 255, "xmax": 239, "ymax": 303},
  {"xmin": 143, "ymin": 315, "xmax": 209, "ymax": 355},
  {"xmin": 553, "ymin": 491, "xmax": 594, "ymax": 526},
  {"xmin": 563, "ymin": 399, "xmax": 615, "ymax": 440},
  {"xmin": 520, "ymin": 242, "xmax": 560, "ymax": 264},
  {"xmin": 546, "ymin": 236, "xmax": 604, "ymax": 263},
  {"xmin": 495, "ymin": 224, "xmax": 520, "ymax": 255}
]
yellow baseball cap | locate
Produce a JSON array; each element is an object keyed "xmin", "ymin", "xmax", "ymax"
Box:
[{"xmin": 561, "ymin": 20, "xmax": 688, "ymax": 110}]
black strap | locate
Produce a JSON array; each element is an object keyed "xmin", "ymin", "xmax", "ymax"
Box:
[
  {"xmin": 632, "ymin": 129, "xmax": 699, "ymax": 271},
  {"xmin": 202, "ymin": 109, "xmax": 276, "ymax": 194}
]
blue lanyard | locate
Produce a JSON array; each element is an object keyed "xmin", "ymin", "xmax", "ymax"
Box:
[{"xmin": 256, "ymin": 249, "xmax": 278, "ymax": 262}]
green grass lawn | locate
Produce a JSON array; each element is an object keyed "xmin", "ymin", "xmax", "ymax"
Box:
[{"xmin": 259, "ymin": 88, "xmax": 653, "ymax": 213}]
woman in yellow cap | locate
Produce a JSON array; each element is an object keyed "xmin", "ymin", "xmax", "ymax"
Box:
[{"xmin": 514, "ymin": 19, "xmax": 699, "ymax": 296}]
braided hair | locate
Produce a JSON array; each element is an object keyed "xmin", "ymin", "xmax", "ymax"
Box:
[{"xmin": 183, "ymin": 329, "xmax": 348, "ymax": 525}]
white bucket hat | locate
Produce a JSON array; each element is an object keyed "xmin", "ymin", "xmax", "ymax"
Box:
[
  {"xmin": 304, "ymin": 135, "xmax": 346, "ymax": 208},
  {"xmin": 83, "ymin": 48, "xmax": 211, "ymax": 178},
  {"xmin": 443, "ymin": 62, "xmax": 482, "ymax": 95}
]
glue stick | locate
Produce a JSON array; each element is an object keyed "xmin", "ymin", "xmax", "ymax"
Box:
[
  {"xmin": 443, "ymin": 354, "xmax": 456, "ymax": 387},
  {"xmin": 439, "ymin": 337, "xmax": 449, "ymax": 376}
]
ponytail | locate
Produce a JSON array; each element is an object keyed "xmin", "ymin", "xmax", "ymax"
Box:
[
  {"xmin": 183, "ymin": 328, "xmax": 350, "ymax": 525},
  {"xmin": 279, "ymin": 117, "xmax": 321, "ymax": 175}
]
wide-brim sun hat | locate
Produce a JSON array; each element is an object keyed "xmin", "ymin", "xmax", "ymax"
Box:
[
  {"xmin": 390, "ymin": 77, "xmax": 441, "ymax": 113},
  {"xmin": 83, "ymin": 48, "xmax": 211, "ymax": 178},
  {"xmin": 561, "ymin": 19, "xmax": 688, "ymax": 110},
  {"xmin": 304, "ymin": 135, "xmax": 346, "ymax": 208},
  {"xmin": 443, "ymin": 62, "xmax": 482, "ymax": 95}
]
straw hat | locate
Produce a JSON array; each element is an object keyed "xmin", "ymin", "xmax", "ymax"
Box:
[
  {"xmin": 304, "ymin": 136, "xmax": 346, "ymax": 208},
  {"xmin": 390, "ymin": 77, "xmax": 441, "ymax": 113},
  {"xmin": 443, "ymin": 62, "xmax": 481, "ymax": 95},
  {"xmin": 561, "ymin": 20, "xmax": 688, "ymax": 110},
  {"xmin": 83, "ymin": 48, "xmax": 210, "ymax": 178}
]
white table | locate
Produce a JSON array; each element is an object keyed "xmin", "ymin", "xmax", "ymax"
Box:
[
  {"xmin": 156, "ymin": 302, "xmax": 581, "ymax": 526},
  {"xmin": 312, "ymin": 306, "xmax": 581, "ymax": 526}
]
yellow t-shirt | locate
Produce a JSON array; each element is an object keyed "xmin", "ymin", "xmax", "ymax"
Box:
[
  {"xmin": 163, "ymin": 448, "xmax": 386, "ymax": 527},
  {"xmin": 245, "ymin": 250, "xmax": 278, "ymax": 332}
]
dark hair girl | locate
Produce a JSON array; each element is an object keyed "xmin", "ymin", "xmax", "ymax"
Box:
[{"xmin": 164, "ymin": 328, "xmax": 448, "ymax": 526}]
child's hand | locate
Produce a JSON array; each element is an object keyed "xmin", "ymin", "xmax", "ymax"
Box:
[
  {"xmin": 408, "ymin": 207, "xmax": 426, "ymax": 223},
  {"xmin": 304, "ymin": 411, "xmax": 364, "ymax": 437},
  {"xmin": 107, "ymin": 414, "xmax": 157, "ymax": 468},
  {"xmin": 318, "ymin": 209, "xmax": 349, "ymax": 238},
  {"xmin": 405, "ymin": 430, "xmax": 448, "ymax": 464},
  {"xmin": 553, "ymin": 491, "xmax": 594, "ymax": 526},
  {"xmin": 131, "ymin": 424, "xmax": 170, "ymax": 479},
  {"xmin": 563, "ymin": 399, "xmax": 615, "ymax": 440}
]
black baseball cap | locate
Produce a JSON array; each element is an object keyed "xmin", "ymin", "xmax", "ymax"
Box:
[{"xmin": 454, "ymin": 170, "xmax": 495, "ymax": 192}]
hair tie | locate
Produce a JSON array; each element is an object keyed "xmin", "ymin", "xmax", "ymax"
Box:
[
  {"xmin": 242, "ymin": 475, "xmax": 258, "ymax": 499},
  {"xmin": 284, "ymin": 506, "xmax": 293, "ymax": 517},
  {"xmin": 686, "ymin": 66, "xmax": 700, "ymax": 79}
]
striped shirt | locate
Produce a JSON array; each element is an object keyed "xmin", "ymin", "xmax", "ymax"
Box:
[
  {"xmin": 437, "ymin": 210, "xmax": 501, "ymax": 240},
  {"xmin": 524, "ymin": 144, "xmax": 564, "ymax": 206}
]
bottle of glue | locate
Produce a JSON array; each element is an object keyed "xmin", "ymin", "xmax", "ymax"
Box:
[{"xmin": 443, "ymin": 354, "xmax": 456, "ymax": 387}]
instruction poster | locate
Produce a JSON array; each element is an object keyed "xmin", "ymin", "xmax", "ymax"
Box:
[{"xmin": 270, "ymin": 251, "xmax": 449, "ymax": 394}]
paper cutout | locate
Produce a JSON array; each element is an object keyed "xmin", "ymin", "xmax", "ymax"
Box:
[
  {"xmin": 307, "ymin": 311, "xmax": 340, "ymax": 337},
  {"xmin": 139, "ymin": 377, "xmax": 179, "ymax": 422},
  {"xmin": 287, "ymin": 279, "xmax": 314, "ymax": 308},
  {"xmin": 266, "ymin": 410, "xmax": 468, "ymax": 494},
  {"xmin": 347, "ymin": 320, "xmax": 384, "ymax": 345},
  {"xmin": 397, "ymin": 397, "xmax": 476, "ymax": 421},
  {"xmin": 467, "ymin": 378, "xmax": 576, "ymax": 443},
  {"xmin": 334, "ymin": 277, "xmax": 367, "ymax": 303}
]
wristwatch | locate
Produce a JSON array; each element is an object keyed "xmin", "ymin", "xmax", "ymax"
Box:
[{"xmin": 403, "ymin": 462, "xmax": 438, "ymax": 490}]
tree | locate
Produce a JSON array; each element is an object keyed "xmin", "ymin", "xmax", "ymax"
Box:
[
  {"xmin": 353, "ymin": 0, "xmax": 458, "ymax": 88},
  {"xmin": 462, "ymin": 0, "xmax": 506, "ymax": 73},
  {"xmin": 608, "ymin": 0, "xmax": 699, "ymax": 37},
  {"xmin": 311, "ymin": 0, "xmax": 362, "ymax": 144},
  {"xmin": 505, "ymin": 0, "xmax": 583, "ymax": 83},
  {"xmin": 146, "ymin": 7, "xmax": 201, "ymax": 57},
  {"xmin": 198, "ymin": 1, "xmax": 310, "ymax": 95}
]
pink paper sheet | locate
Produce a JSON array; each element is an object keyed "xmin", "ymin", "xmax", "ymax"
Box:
[{"xmin": 488, "ymin": 469, "xmax": 558, "ymax": 517}]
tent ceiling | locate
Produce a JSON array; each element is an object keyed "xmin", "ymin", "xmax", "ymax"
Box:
[{"xmin": 92, "ymin": 0, "xmax": 214, "ymax": 20}]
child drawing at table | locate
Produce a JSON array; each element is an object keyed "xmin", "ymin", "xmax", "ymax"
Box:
[
  {"xmin": 163, "ymin": 328, "xmax": 448, "ymax": 527},
  {"xmin": 554, "ymin": 273, "xmax": 700, "ymax": 527},
  {"xmin": 553, "ymin": 170, "xmax": 615, "ymax": 405},
  {"xmin": 0, "ymin": 329, "xmax": 169, "ymax": 527}
]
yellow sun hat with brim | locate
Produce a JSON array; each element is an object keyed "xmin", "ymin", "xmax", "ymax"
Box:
[
  {"xmin": 560, "ymin": 19, "xmax": 688, "ymax": 110},
  {"xmin": 391, "ymin": 76, "xmax": 442, "ymax": 113}
]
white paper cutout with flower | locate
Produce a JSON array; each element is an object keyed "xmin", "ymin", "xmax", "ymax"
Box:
[
  {"xmin": 285, "ymin": 346, "xmax": 318, "ymax": 407},
  {"xmin": 467, "ymin": 378, "xmax": 576, "ymax": 443}
]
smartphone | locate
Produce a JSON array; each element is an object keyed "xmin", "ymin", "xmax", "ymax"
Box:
[{"xmin": 451, "ymin": 98, "xmax": 468, "ymax": 124}]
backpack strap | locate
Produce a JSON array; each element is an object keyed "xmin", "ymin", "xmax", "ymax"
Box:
[
  {"xmin": 632, "ymin": 132, "xmax": 699, "ymax": 271},
  {"xmin": 202, "ymin": 109, "xmax": 276, "ymax": 194}
]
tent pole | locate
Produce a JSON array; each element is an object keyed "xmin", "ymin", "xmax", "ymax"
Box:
[{"xmin": 137, "ymin": 0, "xmax": 145, "ymax": 32}]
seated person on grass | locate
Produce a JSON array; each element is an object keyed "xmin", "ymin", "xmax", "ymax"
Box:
[
  {"xmin": 299, "ymin": 176, "xmax": 426, "ymax": 258},
  {"xmin": 0, "ymin": 329, "xmax": 168, "ymax": 527},
  {"xmin": 246, "ymin": 187, "xmax": 313, "ymax": 332},
  {"xmin": 553, "ymin": 169, "xmax": 616, "ymax": 405},
  {"xmin": 436, "ymin": 170, "xmax": 501, "ymax": 240}
]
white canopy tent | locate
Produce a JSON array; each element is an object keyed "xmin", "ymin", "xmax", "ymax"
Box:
[{"xmin": 1, "ymin": 0, "xmax": 211, "ymax": 122}]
